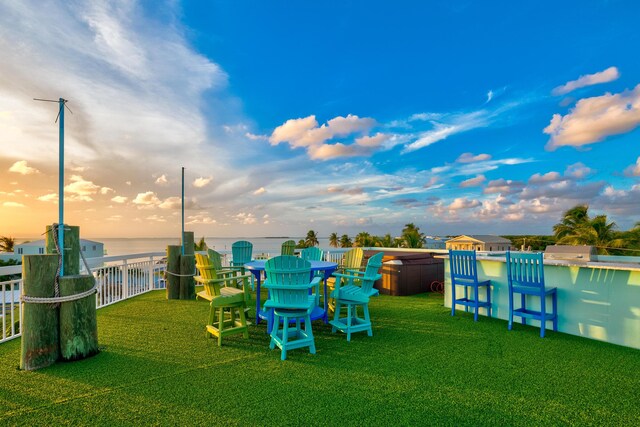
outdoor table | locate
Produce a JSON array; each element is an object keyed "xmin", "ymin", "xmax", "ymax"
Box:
[{"xmin": 244, "ymin": 260, "xmax": 338, "ymax": 325}]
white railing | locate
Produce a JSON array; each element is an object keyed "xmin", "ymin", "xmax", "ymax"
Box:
[{"xmin": 0, "ymin": 252, "xmax": 167, "ymax": 344}]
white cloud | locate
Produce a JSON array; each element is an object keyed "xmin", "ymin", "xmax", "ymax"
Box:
[
  {"xmin": 544, "ymin": 84, "xmax": 640, "ymax": 150},
  {"xmin": 456, "ymin": 152, "xmax": 492, "ymax": 163},
  {"xmin": 186, "ymin": 214, "xmax": 216, "ymax": 225},
  {"xmin": 133, "ymin": 191, "xmax": 160, "ymax": 206},
  {"xmin": 552, "ymin": 66, "xmax": 620, "ymax": 96},
  {"xmin": 253, "ymin": 187, "xmax": 266, "ymax": 195},
  {"xmin": 448, "ymin": 197, "xmax": 481, "ymax": 210},
  {"xmin": 483, "ymin": 178, "xmax": 525, "ymax": 195},
  {"xmin": 146, "ymin": 215, "xmax": 166, "ymax": 222},
  {"xmin": 460, "ymin": 175, "xmax": 486, "ymax": 188},
  {"xmin": 245, "ymin": 132, "xmax": 268, "ymax": 141},
  {"xmin": 64, "ymin": 175, "xmax": 102, "ymax": 201},
  {"xmin": 235, "ymin": 212, "xmax": 256, "ymax": 225},
  {"xmin": 9, "ymin": 160, "xmax": 39, "ymax": 175},
  {"xmin": 193, "ymin": 176, "xmax": 212, "ymax": 188},
  {"xmin": 624, "ymin": 157, "xmax": 640, "ymax": 177},
  {"xmin": 565, "ymin": 162, "xmax": 594, "ymax": 179},
  {"xmin": 528, "ymin": 172, "xmax": 561, "ymax": 184},
  {"xmin": 38, "ymin": 193, "xmax": 58, "ymax": 202},
  {"xmin": 3, "ymin": 201, "xmax": 26, "ymax": 208},
  {"xmin": 155, "ymin": 174, "xmax": 168, "ymax": 185},
  {"xmin": 111, "ymin": 195, "xmax": 128, "ymax": 203}
]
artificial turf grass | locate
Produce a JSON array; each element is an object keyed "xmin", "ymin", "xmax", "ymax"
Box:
[{"xmin": 0, "ymin": 290, "xmax": 638, "ymax": 426}]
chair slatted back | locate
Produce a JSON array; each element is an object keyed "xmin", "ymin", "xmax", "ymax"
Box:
[
  {"xmin": 449, "ymin": 250, "xmax": 480, "ymax": 283},
  {"xmin": 231, "ymin": 240, "xmax": 253, "ymax": 265},
  {"xmin": 207, "ymin": 249, "xmax": 224, "ymax": 270},
  {"xmin": 341, "ymin": 247, "xmax": 364, "ymax": 271},
  {"xmin": 506, "ymin": 251, "xmax": 545, "ymax": 289},
  {"xmin": 265, "ymin": 256, "xmax": 312, "ymax": 308},
  {"xmin": 195, "ymin": 253, "xmax": 222, "ymax": 297},
  {"xmin": 359, "ymin": 252, "xmax": 384, "ymax": 295},
  {"xmin": 301, "ymin": 246, "xmax": 324, "ymax": 261},
  {"xmin": 281, "ymin": 240, "xmax": 296, "ymax": 256}
]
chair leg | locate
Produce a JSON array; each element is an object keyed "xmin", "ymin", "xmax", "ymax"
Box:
[
  {"xmin": 239, "ymin": 305, "xmax": 249, "ymax": 339},
  {"xmin": 473, "ymin": 285, "xmax": 479, "ymax": 322},
  {"xmin": 508, "ymin": 291, "xmax": 513, "ymax": 331},
  {"xmin": 521, "ymin": 294, "xmax": 527, "ymax": 326},
  {"xmin": 332, "ymin": 301, "xmax": 342, "ymax": 333},
  {"xmin": 346, "ymin": 304, "xmax": 352, "ymax": 342},
  {"xmin": 217, "ymin": 306, "xmax": 224, "ymax": 346},
  {"xmin": 464, "ymin": 285, "xmax": 469, "ymax": 313},
  {"xmin": 306, "ymin": 314, "xmax": 316, "ymax": 354},
  {"xmin": 552, "ymin": 292, "xmax": 558, "ymax": 332},
  {"xmin": 363, "ymin": 303, "xmax": 372, "ymax": 337},
  {"xmin": 269, "ymin": 313, "xmax": 278, "ymax": 350},
  {"xmin": 281, "ymin": 316, "xmax": 289, "ymax": 360},
  {"xmin": 451, "ymin": 283, "xmax": 456, "ymax": 317},
  {"xmin": 486, "ymin": 284, "xmax": 492, "ymax": 318},
  {"xmin": 540, "ymin": 294, "xmax": 547, "ymax": 338}
]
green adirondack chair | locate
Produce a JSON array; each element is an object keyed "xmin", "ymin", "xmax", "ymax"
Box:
[
  {"xmin": 300, "ymin": 246, "xmax": 324, "ymax": 261},
  {"xmin": 205, "ymin": 248, "xmax": 251, "ymax": 308},
  {"xmin": 281, "ymin": 240, "xmax": 296, "ymax": 256},
  {"xmin": 194, "ymin": 253, "xmax": 250, "ymax": 346},
  {"xmin": 327, "ymin": 247, "xmax": 364, "ymax": 311},
  {"xmin": 329, "ymin": 252, "xmax": 383, "ymax": 341},
  {"xmin": 263, "ymin": 256, "xmax": 320, "ymax": 360}
]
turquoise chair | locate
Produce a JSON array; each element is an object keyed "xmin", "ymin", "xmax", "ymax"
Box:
[
  {"xmin": 263, "ymin": 256, "xmax": 320, "ymax": 360},
  {"xmin": 449, "ymin": 250, "xmax": 491, "ymax": 321},
  {"xmin": 506, "ymin": 251, "xmax": 558, "ymax": 338},
  {"xmin": 231, "ymin": 240, "xmax": 254, "ymax": 288},
  {"xmin": 281, "ymin": 240, "xmax": 296, "ymax": 256},
  {"xmin": 300, "ymin": 246, "xmax": 324, "ymax": 261},
  {"xmin": 329, "ymin": 252, "xmax": 383, "ymax": 341}
]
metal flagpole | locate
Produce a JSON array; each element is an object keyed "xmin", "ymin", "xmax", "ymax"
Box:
[
  {"xmin": 58, "ymin": 98, "xmax": 65, "ymax": 276},
  {"xmin": 181, "ymin": 166, "xmax": 185, "ymax": 256}
]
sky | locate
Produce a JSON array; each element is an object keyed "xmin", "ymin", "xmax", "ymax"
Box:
[{"xmin": 1, "ymin": 0, "xmax": 640, "ymax": 239}]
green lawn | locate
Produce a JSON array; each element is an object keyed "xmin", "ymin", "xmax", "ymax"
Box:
[{"xmin": 1, "ymin": 290, "xmax": 638, "ymax": 426}]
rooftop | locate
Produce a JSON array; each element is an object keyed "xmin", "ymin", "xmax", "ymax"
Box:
[{"xmin": 1, "ymin": 290, "xmax": 637, "ymax": 425}]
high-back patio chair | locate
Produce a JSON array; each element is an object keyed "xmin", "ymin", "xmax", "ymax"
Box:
[
  {"xmin": 449, "ymin": 249, "xmax": 492, "ymax": 321},
  {"xmin": 194, "ymin": 253, "xmax": 250, "ymax": 346},
  {"xmin": 263, "ymin": 256, "xmax": 320, "ymax": 360},
  {"xmin": 329, "ymin": 252, "xmax": 383, "ymax": 341},
  {"xmin": 506, "ymin": 251, "xmax": 558, "ymax": 338},
  {"xmin": 327, "ymin": 247, "xmax": 364, "ymax": 311},
  {"xmin": 300, "ymin": 246, "xmax": 324, "ymax": 261},
  {"xmin": 231, "ymin": 240, "xmax": 254, "ymax": 288},
  {"xmin": 280, "ymin": 240, "xmax": 296, "ymax": 256}
]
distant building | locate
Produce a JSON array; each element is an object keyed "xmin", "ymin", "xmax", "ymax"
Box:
[
  {"xmin": 14, "ymin": 239, "xmax": 104, "ymax": 259},
  {"xmin": 424, "ymin": 237, "xmax": 447, "ymax": 249},
  {"xmin": 445, "ymin": 235, "xmax": 511, "ymax": 252}
]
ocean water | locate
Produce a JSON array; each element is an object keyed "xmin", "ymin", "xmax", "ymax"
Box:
[{"xmin": 99, "ymin": 237, "xmax": 333, "ymax": 257}]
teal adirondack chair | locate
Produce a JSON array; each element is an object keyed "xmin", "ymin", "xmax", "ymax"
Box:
[
  {"xmin": 281, "ymin": 240, "xmax": 296, "ymax": 256},
  {"xmin": 300, "ymin": 246, "xmax": 324, "ymax": 261},
  {"xmin": 329, "ymin": 252, "xmax": 383, "ymax": 341},
  {"xmin": 263, "ymin": 256, "xmax": 320, "ymax": 360},
  {"xmin": 231, "ymin": 240, "xmax": 254, "ymax": 288}
]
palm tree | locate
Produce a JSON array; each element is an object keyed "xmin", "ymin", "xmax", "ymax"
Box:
[
  {"xmin": 296, "ymin": 239, "xmax": 309, "ymax": 249},
  {"xmin": 555, "ymin": 209, "xmax": 624, "ymax": 255},
  {"xmin": 305, "ymin": 230, "xmax": 319, "ymax": 247},
  {"xmin": 329, "ymin": 232, "xmax": 339, "ymax": 248},
  {"xmin": 354, "ymin": 232, "xmax": 374, "ymax": 247},
  {"xmin": 339, "ymin": 234, "xmax": 352, "ymax": 248},
  {"xmin": 375, "ymin": 233, "xmax": 397, "ymax": 248},
  {"xmin": 553, "ymin": 205, "xmax": 590, "ymax": 239},
  {"xmin": 400, "ymin": 223, "xmax": 425, "ymax": 248},
  {"xmin": 0, "ymin": 236, "xmax": 15, "ymax": 253},
  {"xmin": 194, "ymin": 237, "xmax": 208, "ymax": 251}
]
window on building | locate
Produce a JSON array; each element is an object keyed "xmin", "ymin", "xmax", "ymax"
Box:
[
  {"xmin": 82, "ymin": 246, "xmax": 86, "ymax": 252},
  {"xmin": 17, "ymin": 248, "xmax": 23, "ymax": 254},
  {"xmin": 38, "ymin": 248, "xmax": 44, "ymax": 254},
  {"xmin": 93, "ymin": 245, "xmax": 96, "ymax": 251}
]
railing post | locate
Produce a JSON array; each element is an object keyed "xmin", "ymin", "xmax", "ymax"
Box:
[
  {"xmin": 122, "ymin": 260, "xmax": 129, "ymax": 299},
  {"xmin": 148, "ymin": 256, "xmax": 154, "ymax": 291}
]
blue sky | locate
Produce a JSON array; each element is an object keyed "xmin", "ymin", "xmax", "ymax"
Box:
[{"xmin": 1, "ymin": 1, "xmax": 640, "ymax": 238}]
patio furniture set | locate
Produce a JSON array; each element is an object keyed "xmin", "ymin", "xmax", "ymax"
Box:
[{"xmin": 194, "ymin": 240, "xmax": 383, "ymax": 360}]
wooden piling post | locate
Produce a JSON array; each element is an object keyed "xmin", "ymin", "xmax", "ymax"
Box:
[
  {"xmin": 20, "ymin": 254, "xmax": 60, "ymax": 371},
  {"xmin": 180, "ymin": 232, "xmax": 195, "ymax": 299},
  {"xmin": 59, "ymin": 275, "xmax": 99, "ymax": 360},
  {"xmin": 45, "ymin": 224, "xmax": 80, "ymax": 275},
  {"xmin": 166, "ymin": 245, "xmax": 181, "ymax": 299}
]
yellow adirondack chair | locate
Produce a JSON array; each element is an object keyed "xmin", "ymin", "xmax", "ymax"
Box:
[
  {"xmin": 195, "ymin": 253, "xmax": 250, "ymax": 346},
  {"xmin": 327, "ymin": 248, "xmax": 364, "ymax": 312}
]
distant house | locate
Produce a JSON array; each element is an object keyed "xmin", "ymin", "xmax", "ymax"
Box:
[
  {"xmin": 15, "ymin": 239, "xmax": 104, "ymax": 259},
  {"xmin": 445, "ymin": 235, "xmax": 511, "ymax": 252},
  {"xmin": 424, "ymin": 237, "xmax": 447, "ymax": 249}
]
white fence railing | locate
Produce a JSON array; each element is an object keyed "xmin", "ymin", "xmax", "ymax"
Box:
[{"xmin": 0, "ymin": 252, "xmax": 167, "ymax": 344}]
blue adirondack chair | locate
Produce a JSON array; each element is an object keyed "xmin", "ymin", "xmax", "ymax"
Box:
[
  {"xmin": 506, "ymin": 251, "xmax": 558, "ymax": 338},
  {"xmin": 449, "ymin": 250, "xmax": 491, "ymax": 321},
  {"xmin": 231, "ymin": 240, "xmax": 254, "ymax": 288},
  {"xmin": 329, "ymin": 252, "xmax": 383, "ymax": 341},
  {"xmin": 280, "ymin": 240, "xmax": 296, "ymax": 256},
  {"xmin": 263, "ymin": 256, "xmax": 320, "ymax": 360},
  {"xmin": 300, "ymin": 246, "xmax": 324, "ymax": 261}
]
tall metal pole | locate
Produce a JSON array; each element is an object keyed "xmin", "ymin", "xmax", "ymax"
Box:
[
  {"xmin": 58, "ymin": 98, "xmax": 65, "ymax": 276},
  {"xmin": 181, "ymin": 166, "xmax": 185, "ymax": 256}
]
